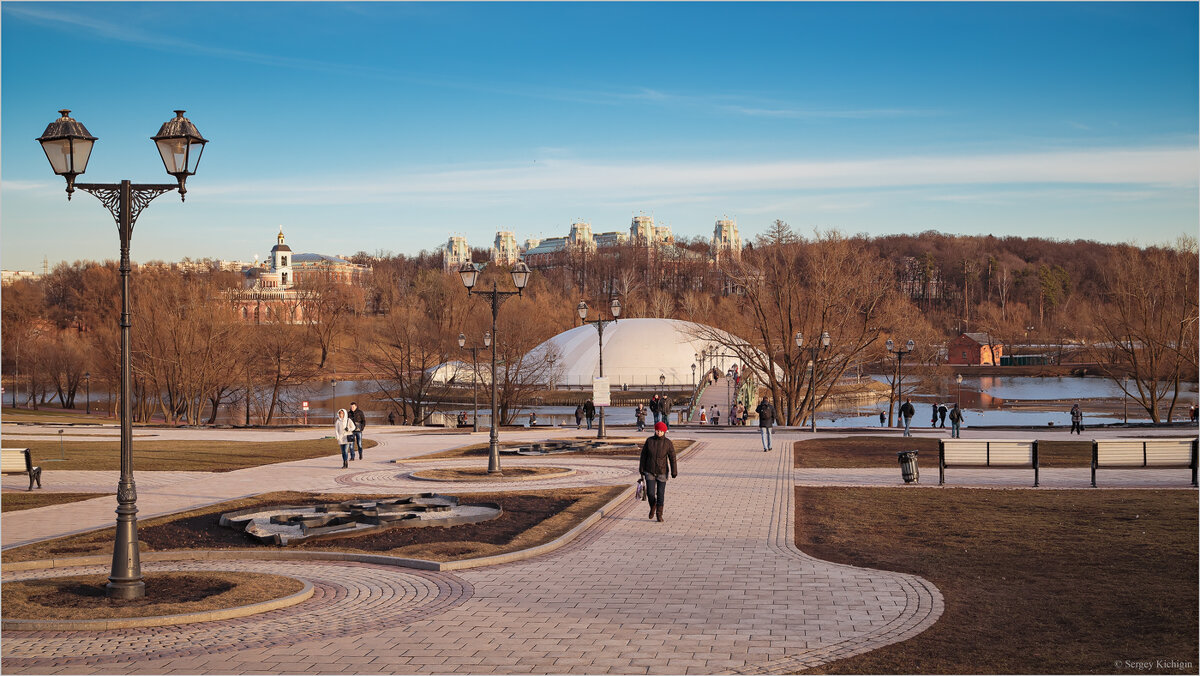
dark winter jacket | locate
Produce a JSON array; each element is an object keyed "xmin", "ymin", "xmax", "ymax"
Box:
[
  {"xmin": 583, "ymin": 400, "xmax": 596, "ymax": 418},
  {"xmin": 639, "ymin": 435, "xmax": 678, "ymax": 478},
  {"xmin": 756, "ymin": 401, "xmax": 776, "ymax": 428},
  {"xmin": 349, "ymin": 408, "xmax": 367, "ymax": 432},
  {"xmin": 949, "ymin": 407, "xmax": 964, "ymax": 423},
  {"xmin": 900, "ymin": 401, "xmax": 915, "ymax": 419}
]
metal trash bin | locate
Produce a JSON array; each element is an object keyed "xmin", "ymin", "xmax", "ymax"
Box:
[{"xmin": 897, "ymin": 450, "xmax": 920, "ymax": 484}]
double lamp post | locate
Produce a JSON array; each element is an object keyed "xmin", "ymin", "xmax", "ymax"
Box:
[
  {"xmin": 577, "ymin": 297, "xmax": 620, "ymax": 439},
  {"xmin": 886, "ymin": 338, "xmax": 916, "ymax": 426},
  {"xmin": 795, "ymin": 331, "xmax": 831, "ymax": 432},
  {"xmin": 459, "ymin": 261, "xmax": 532, "ymax": 475},
  {"xmin": 36, "ymin": 108, "xmax": 208, "ymax": 599},
  {"xmin": 457, "ymin": 331, "xmax": 491, "ymax": 433}
]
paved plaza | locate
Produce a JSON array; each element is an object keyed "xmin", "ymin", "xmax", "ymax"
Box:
[{"xmin": 1, "ymin": 423, "xmax": 1195, "ymax": 674}]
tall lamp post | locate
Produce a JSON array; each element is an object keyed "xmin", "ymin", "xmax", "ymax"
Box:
[
  {"xmin": 459, "ymin": 260, "xmax": 531, "ymax": 474},
  {"xmin": 84, "ymin": 372, "xmax": 91, "ymax": 415},
  {"xmin": 886, "ymin": 338, "xmax": 916, "ymax": 427},
  {"xmin": 36, "ymin": 109, "xmax": 207, "ymax": 600},
  {"xmin": 457, "ymin": 332, "xmax": 490, "ymax": 433},
  {"xmin": 577, "ymin": 297, "xmax": 620, "ymax": 439},
  {"xmin": 955, "ymin": 373, "xmax": 963, "ymax": 407},
  {"xmin": 796, "ymin": 332, "xmax": 831, "ymax": 432}
]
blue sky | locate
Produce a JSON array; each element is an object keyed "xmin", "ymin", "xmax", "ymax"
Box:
[{"xmin": 2, "ymin": 2, "xmax": 1197, "ymax": 271}]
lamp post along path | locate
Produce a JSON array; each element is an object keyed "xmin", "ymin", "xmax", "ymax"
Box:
[
  {"xmin": 37, "ymin": 109, "xmax": 208, "ymax": 600},
  {"xmin": 886, "ymin": 338, "xmax": 916, "ymax": 427},
  {"xmin": 577, "ymin": 297, "xmax": 620, "ymax": 438},
  {"xmin": 460, "ymin": 261, "xmax": 531, "ymax": 474}
]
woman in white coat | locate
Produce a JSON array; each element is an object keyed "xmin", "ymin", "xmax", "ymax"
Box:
[{"xmin": 334, "ymin": 408, "xmax": 356, "ymax": 468}]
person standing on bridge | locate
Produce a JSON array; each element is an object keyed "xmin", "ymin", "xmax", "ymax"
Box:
[{"xmin": 639, "ymin": 421, "xmax": 678, "ymax": 523}]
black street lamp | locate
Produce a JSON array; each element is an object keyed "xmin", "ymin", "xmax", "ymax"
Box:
[
  {"xmin": 955, "ymin": 373, "xmax": 963, "ymax": 408},
  {"xmin": 36, "ymin": 109, "xmax": 208, "ymax": 600},
  {"xmin": 460, "ymin": 260, "xmax": 531, "ymax": 474},
  {"xmin": 84, "ymin": 371, "xmax": 91, "ymax": 415},
  {"xmin": 796, "ymin": 332, "xmax": 831, "ymax": 433},
  {"xmin": 577, "ymin": 297, "xmax": 620, "ymax": 439},
  {"xmin": 886, "ymin": 338, "xmax": 916, "ymax": 427},
  {"xmin": 457, "ymin": 331, "xmax": 490, "ymax": 433}
]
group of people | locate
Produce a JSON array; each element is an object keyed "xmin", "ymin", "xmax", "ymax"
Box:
[
  {"xmin": 574, "ymin": 400, "xmax": 597, "ymax": 430},
  {"xmin": 333, "ymin": 402, "xmax": 367, "ymax": 468},
  {"xmin": 895, "ymin": 398, "xmax": 964, "ymax": 438},
  {"xmin": 696, "ymin": 402, "xmax": 749, "ymax": 426}
]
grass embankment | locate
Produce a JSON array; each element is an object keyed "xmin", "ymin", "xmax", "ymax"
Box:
[
  {"xmin": 2, "ymin": 408, "xmax": 107, "ymax": 425},
  {"xmin": 6, "ymin": 438, "xmax": 377, "ymax": 472},
  {"xmin": 795, "ymin": 436, "xmax": 1096, "ymax": 468},
  {"xmin": 2, "ymin": 571, "xmax": 305, "ymax": 621},
  {"xmin": 2, "ymin": 493, "xmax": 108, "ymax": 513},
  {"xmin": 796, "ymin": 487, "xmax": 1198, "ymax": 674},
  {"xmin": 2, "ymin": 486, "xmax": 625, "ymax": 564}
]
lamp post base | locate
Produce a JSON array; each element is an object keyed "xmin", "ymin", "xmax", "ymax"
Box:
[{"xmin": 105, "ymin": 579, "xmax": 146, "ymax": 599}]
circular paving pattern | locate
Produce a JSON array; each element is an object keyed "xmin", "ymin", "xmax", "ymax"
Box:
[
  {"xmin": 408, "ymin": 466, "xmax": 575, "ymax": 481},
  {"xmin": 1, "ymin": 559, "xmax": 471, "ymax": 669},
  {"xmin": 336, "ymin": 457, "xmax": 639, "ymax": 491}
]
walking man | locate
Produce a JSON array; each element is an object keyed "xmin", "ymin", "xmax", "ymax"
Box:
[
  {"xmin": 348, "ymin": 402, "xmax": 367, "ymax": 460},
  {"xmin": 583, "ymin": 398, "xmax": 596, "ymax": 430},
  {"xmin": 900, "ymin": 398, "xmax": 915, "ymax": 437},
  {"xmin": 756, "ymin": 397, "xmax": 776, "ymax": 451},
  {"xmin": 639, "ymin": 422, "xmax": 679, "ymax": 523},
  {"xmin": 938, "ymin": 404, "xmax": 948, "ymax": 428},
  {"xmin": 1070, "ymin": 403, "xmax": 1083, "ymax": 435},
  {"xmin": 650, "ymin": 395, "xmax": 661, "ymax": 424},
  {"xmin": 949, "ymin": 403, "xmax": 964, "ymax": 438}
]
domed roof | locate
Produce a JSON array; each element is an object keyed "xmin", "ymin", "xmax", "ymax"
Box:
[{"xmin": 528, "ymin": 318, "xmax": 744, "ymax": 388}]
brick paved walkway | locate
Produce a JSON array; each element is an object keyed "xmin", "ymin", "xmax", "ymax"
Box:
[{"xmin": 2, "ymin": 429, "xmax": 943, "ymax": 674}]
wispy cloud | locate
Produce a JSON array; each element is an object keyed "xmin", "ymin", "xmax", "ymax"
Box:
[
  {"xmin": 196, "ymin": 146, "xmax": 1198, "ymax": 207},
  {"xmin": 720, "ymin": 105, "xmax": 936, "ymax": 119}
]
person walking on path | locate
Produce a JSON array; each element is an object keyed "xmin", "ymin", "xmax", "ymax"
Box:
[
  {"xmin": 639, "ymin": 421, "xmax": 678, "ymax": 522},
  {"xmin": 949, "ymin": 403, "xmax": 964, "ymax": 438},
  {"xmin": 938, "ymin": 404, "xmax": 948, "ymax": 428},
  {"xmin": 879, "ymin": 411, "xmax": 886, "ymax": 427},
  {"xmin": 649, "ymin": 395, "xmax": 661, "ymax": 424},
  {"xmin": 583, "ymin": 399, "xmax": 596, "ymax": 430},
  {"xmin": 712, "ymin": 405, "xmax": 721, "ymax": 426},
  {"xmin": 1070, "ymin": 403, "xmax": 1083, "ymax": 435},
  {"xmin": 348, "ymin": 402, "xmax": 367, "ymax": 460},
  {"xmin": 900, "ymin": 398, "xmax": 915, "ymax": 437},
  {"xmin": 574, "ymin": 404, "xmax": 584, "ymax": 429},
  {"xmin": 635, "ymin": 403, "xmax": 647, "ymax": 432},
  {"xmin": 756, "ymin": 397, "xmax": 777, "ymax": 451},
  {"xmin": 931, "ymin": 404, "xmax": 938, "ymax": 428},
  {"xmin": 334, "ymin": 408, "xmax": 356, "ymax": 468},
  {"xmin": 699, "ymin": 407, "xmax": 707, "ymax": 424}
]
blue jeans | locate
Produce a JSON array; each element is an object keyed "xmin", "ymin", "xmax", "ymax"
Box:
[
  {"xmin": 586, "ymin": 417, "xmax": 593, "ymax": 430},
  {"xmin": 760, "ymin": 427, "xmax": 773, "ymax": 450},
  {"xmin": 652, "ymin": 411, "xmax": 661, "ymax": 424},
  {"xmin": 951, "ymin": 421, "xmax": 961, "ymax": 438},
  {"xmin": 637, "ymin": 419, "xmax": 645, "ymax": 432},
  {"xmin": 352, "ymin": 431, "xmax": 363, "ymax": 458},
  {"xmin": 643, "ymin": 473, "xmax": 667, "ymax": 507},
  {"xmin": 340, "ymin": 442, "xmax": 352, "ymax": 463},
  {"xmin": 903, "ymin": 417, "xmax": 912, "ymax": 437}
]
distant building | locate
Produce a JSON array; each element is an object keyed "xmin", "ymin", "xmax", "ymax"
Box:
[
  {"xmin": 947, "ymin": 332, "xmax": 1002, "ymax": 366},
  {"xmin": 568, "ymin": 221, "xmax": 596, "ymax": 252},
  {"xmin": 442, "ymin": 235, "xmax": 471, "ymax": 273},
  {"xmin": 492, "ymin": 231, "xmax": 520, "ymax": 265},
  {"xmin": 630, "ymin": 215, "xmax": 655, "ymax": 245},
  {"xmin": 712, "ymin": 218, "xmax": 742, "ymax": 261},
  {"xmin": 1, "ymin": 270, "xmax": 38, "ymax": 285},
  {"xmin": 237, "ymin": 227, "xmax": 369, "ymax": 323}
]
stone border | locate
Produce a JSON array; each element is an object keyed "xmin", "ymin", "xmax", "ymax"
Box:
[
  {"xmin": 0, "ymin": 576, "xmax": 313, "ymax": 631},
  {"xmin": 407, "ymin": 467, "xmax": 576, "ymax": 482}
]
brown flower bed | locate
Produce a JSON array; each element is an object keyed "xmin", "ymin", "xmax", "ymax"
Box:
[
  {"xmin": 794, "ymin": 436, "xmax": 1096, "ymax": 468},
  {"xmin": 3, "ymin": 486, "xmax": 626, "ymax": 564}
]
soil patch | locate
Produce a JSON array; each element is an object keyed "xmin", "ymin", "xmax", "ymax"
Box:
[
  {"xmin": 794, "ymin": 436, "xmax": 1097, "ymax": 468},
  {"xmin": 2, "ymin": 571, "xmax": 305, "ymax": 620},
  {"xmin": 409, "ymin": 466, "xmax": 573, "ymax": 481},
  {"xmin": 412, "ymin": 437, "xmax": 689, "ymax": 461},
  {"xmin": 2, "ymin": 486, "xmax": 625, "ymax": 564},
  {"xmin": 2, "ymin": 492, "xmax": 108, "ymax": 512},
  {"xmin": 795, "ymin": 487, "xmax": 1198, "ymax": 674}
]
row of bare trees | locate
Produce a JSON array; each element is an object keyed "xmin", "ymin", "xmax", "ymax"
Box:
[{"xmin": 3, "ymin": 230, "xmax": 1196, "ymax": 425}]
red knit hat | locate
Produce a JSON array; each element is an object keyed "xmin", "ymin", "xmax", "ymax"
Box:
[{"xmin": 654, "ymin": 422, "xmax": 668, "ymax": 432}]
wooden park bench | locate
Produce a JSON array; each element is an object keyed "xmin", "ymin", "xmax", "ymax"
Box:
[
  {"xmin": 1, "ymin": 448, "xmax": 43, "ymax": 490},
  {"xmin": 939, "ymin": 439, "xmax": 1039, "ymax": 487},
  {"xmin": 1091, "ymin": 438, "xmax": 1198, "ymax": 487}
]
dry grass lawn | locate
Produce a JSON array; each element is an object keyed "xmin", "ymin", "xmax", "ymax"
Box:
[
  {"xmin": 2, "ymin": 492, "xmax": 108, "ymax": 513},
  {"xmin": 9, "ymin": 438, "xmax": 377, "ymax": 472},
  {"xmin": 795, "ymin": 487, "xmax": 1198, "ymax": 674},
  {"xmin": 794, "ymin": 436, "xmax": 1097, "ymax": 468},
  {"xmin": 2, "ymin": 571, "xmax": 305, "ymax": 620},
  {"xmin": 2, "ymin": 486, "xmax": 625, "ymax": 564}
]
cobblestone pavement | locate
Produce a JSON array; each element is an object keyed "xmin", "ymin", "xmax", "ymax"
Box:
[{"xmin": 2, "ymin": 429, "xmax": 944, "ymax": 674}]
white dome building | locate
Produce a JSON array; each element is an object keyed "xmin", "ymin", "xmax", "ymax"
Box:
[{"xmin": 528, "ymin": 318, "xmax": 746, "ymax": 389}]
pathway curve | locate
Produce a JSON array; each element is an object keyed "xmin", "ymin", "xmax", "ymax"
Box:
[{"xmin": 2, "ymin": 430, "xmax": 943, "ymax": 674}]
